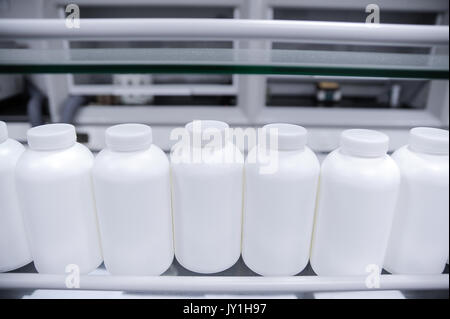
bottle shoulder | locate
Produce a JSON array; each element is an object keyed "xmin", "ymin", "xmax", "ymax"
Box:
[
  {"xmin": 170, "ymin": 141, "xmax": 244, "ymax": 164},
  {"xmin": 16, "ymin": 143, "xmax": 94, "ymax": 178},
  {"xmin": 93, "ymin": 144, "xmax": 169, "ymax": 177},
  {"xmin": 321, "ymin": 148, "xmax": 400, "ymax": 185},
  {"xmin": 392, "ymin": 145, "xmax": 449, "ymax": 180},
  {"xmin": 246, "ymin": 146, "xmax": 320, "ymax": 176},
  {"xmin": 0, "ymin": 139, "xmax": 25, "ymax": 167}
]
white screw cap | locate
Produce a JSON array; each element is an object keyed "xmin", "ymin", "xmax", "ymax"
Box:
[
  {"xmin": 185, "ymin": 120, "xmax": 229, "ymax": 147},
  {"xmin": 409, "ymin": 127, "xmax": 449, "ymax": 155},
  {"xmin": 340, "ymin": 129, "xmax": 389, "ymax": 157},
  {"xmin": 105, "ymin": 123, "xmax": 152, "ymax": 152},
  {"xmin": 0, "ymin": 121, "xmax": 8, "ymax": 144},
  {"xmin": 263, "ymin": 123, "xmax": 307, "ymax": 151},
  {"xmin": 27, "ymin": 124, "xmax": 76, "ymax": 151}
]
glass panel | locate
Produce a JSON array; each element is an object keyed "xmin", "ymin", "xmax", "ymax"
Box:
[{"xmin": 0, "ymin": 48, "xmax": 448, "ymax": 79}]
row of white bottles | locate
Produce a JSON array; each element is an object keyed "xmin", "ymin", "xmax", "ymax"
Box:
[{"xmin": 0, "ymin": 120, "xmax": 448, "ymax": 276}]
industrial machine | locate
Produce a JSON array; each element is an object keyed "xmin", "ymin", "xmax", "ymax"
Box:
[{"xmin": 0, "ymin": 0, "xmax": 448, "ymax": 298}]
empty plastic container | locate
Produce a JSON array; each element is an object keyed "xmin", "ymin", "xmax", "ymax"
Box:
[
  {"xmin": 15, "ymin": 124, "xmax": 102, "ymax": 274},
  {"xmin": 93, "ymin": 124, "xmax": 174, "ymax": 275},
  {"xmin": 310, "ymin": 129, "xmax": 400, "ymax": 276},
  {"xmin": 0, "ymin": 121, "xmax": 32, "ymax": 272},
  {"xmin": 171, "ymin": 120, "xmax": 244, "ymax": 274},
  {"xmin": 385, "ymin": 127, "xmax": 449, "ymax": 275},
  {"xmin": 242, "ymin": 124, "xmax": 320, "ymax": 276}
]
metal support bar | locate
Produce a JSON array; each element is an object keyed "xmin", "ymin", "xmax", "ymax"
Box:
[
  {"xmin": 0, "ymin": 274, "xmax": 448, "ymax": 292},
  {"xmin": 0, "ymin": 19, "xmax": 448, "ymax": 46}
]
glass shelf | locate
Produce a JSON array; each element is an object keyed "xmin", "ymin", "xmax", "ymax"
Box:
[{"xmin": 0, "ymin": 48, "xmax": 448, "ymax": 79}]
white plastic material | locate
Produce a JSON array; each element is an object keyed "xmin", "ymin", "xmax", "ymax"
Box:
[
  {"xmin": 105, "ymin": 122, "xmax": 153, "ymax": 152},
  {"xmin": 171, "ymin": 120, "xmax": 244, "ymax": 274},
  {"xmin": 0, "ymin": 121, "xmax": 32, "ymax": 272},
  {"xmin": 15, "ymin": 124, "xmax": 102, "ymax": 274},
  {"xmin": 408, "ymin": 127, "xmax": 449, "ymax": 155},
  {"xmin": 242, "ymin": 124, "xmax": 320, "ymax": 276},
  {"xmin": 0, "ymin": 121, "xmax": 7, "ymax": 144},
  {"xmin": 93, "ymin": 124, "xmax": 173, "ymax": 275},
  {"xmin": 311, "ymin": 129, "xmax": 400, "ymax": 276},
  {"xmin": 26, "ymin": 123, "xmax": 76, "ymax": 151},
  {"xmin": 340, "ymin": 129, "xmax": 389, "ymax": 158},
  {"xmin": 385, "ymin": 127, "xmax": 449, "ymax": 275}
]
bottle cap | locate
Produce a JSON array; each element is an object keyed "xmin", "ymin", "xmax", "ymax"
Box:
[
  {"xmin": 0, "ymin": 121, "xmax": 7, "ymax": 144},
  {"xmin": 340, "ymin": 129, "xmax": 389, "ymax": 157},
  {"xmin": 409, "ymin": 127, "xmax": 449, "ymax": 155},
  {"xmin": 262, "ymin": 123, "xmax": 307, "ymax": 150},
  {"xmin": 27, "ymin": 123, "xmax": 76, "ymax": 151},
  {"xmin": 105, "ymin": 123, "xmax": 152, "ymax": 152},
  {"xmin": 185, "ymin": 120, "xmax": 228, "ymax": 147}
]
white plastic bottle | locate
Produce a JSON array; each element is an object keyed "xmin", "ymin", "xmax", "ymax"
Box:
[
  {"xmin": 171, "ymin": 120, "xmax": 244, "ymax": 273},
  {"xmin": 0, "ymin": 121, "xmax": 32, "ymax": 272},
  {"xmin": 242, "ymin": 124, "xmax": 320, "ymax": 276},
  {"xmin": 384, "ymin": 127, "xmax": 449, "ymax": 275},
  {"xmin": 15, "ymin": 124, "xmax": 102, "ymax": 274},
  {"xmin": 310, "ymin": 129, "xmax": 400, "ymax": 276},
  {"xmin": 93, "ymin": 124, "xmax": 174, "ymax": 275}
]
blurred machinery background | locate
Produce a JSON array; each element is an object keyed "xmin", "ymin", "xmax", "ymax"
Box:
[{"xmin": 0, "ymin": 0, "xmax": 448, "ymax": 153}]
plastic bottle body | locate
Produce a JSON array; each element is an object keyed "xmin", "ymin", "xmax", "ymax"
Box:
[
  {"xmin": 310, "ymin": 148, "xmax": 400, "ymax": 276},
  {"xmin": 93, "ymin": 145, "xmax": 174, "ymax": 275},
  {"xmin": 15, "ymin": 143, "xmax": 102, "ymax": 274},
  {"xmin": 384, "ymin": 145, "xmax": 449, "ymax": 274},
  {"xmin": 171, "ymin": 137, "xmax": 244, "ymax": 274},
  {"xmin": 0, "ymin": 138, "xmax": 32, "ymax": 272},
  {"xmin": 242, "ymin": 146, "xmax": 320, "ymax": 276}
]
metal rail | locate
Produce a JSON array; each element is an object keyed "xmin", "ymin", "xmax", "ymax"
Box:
[
  {"xmin": 0, "ymin": 273, "xmax": 448, "ymax": 292},
  {"xmin": 0, "ymin": 19, "xmax": 448, "ymax": 46}
]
